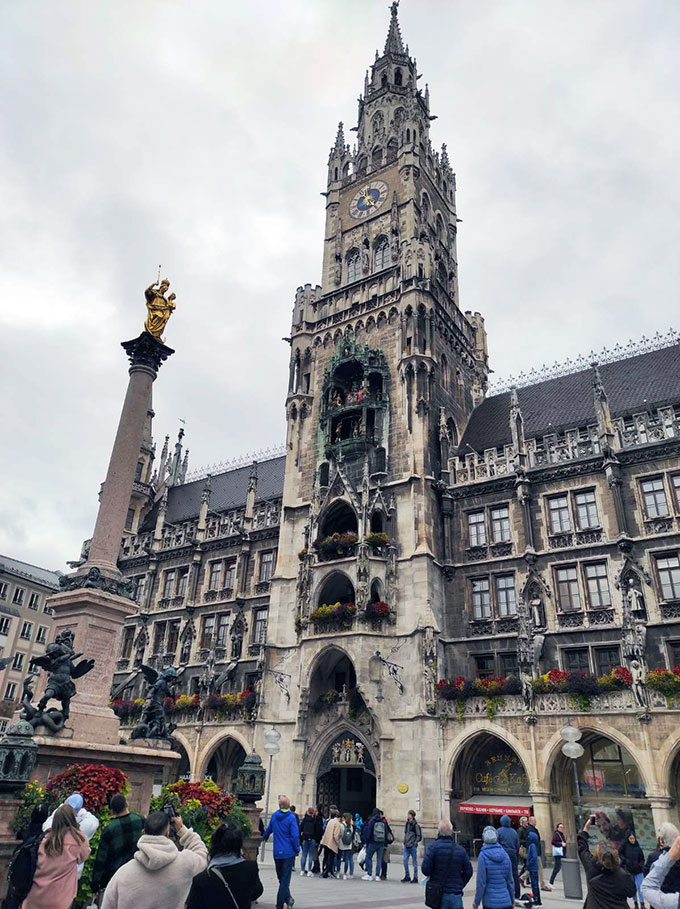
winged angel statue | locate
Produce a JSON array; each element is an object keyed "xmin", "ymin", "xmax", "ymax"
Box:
[{"xmin": 111, "ymin": 663, "xmax": 185, "ymax": 741}]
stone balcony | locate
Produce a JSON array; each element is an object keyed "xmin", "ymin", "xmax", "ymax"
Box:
[{"xmin": 439, "ymin": 689, "xmax": 670, "ymax": 720}]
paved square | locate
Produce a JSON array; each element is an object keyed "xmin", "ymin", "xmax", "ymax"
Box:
[{"xmin": 254, "ymin": 861, "xmax": 584, "ymax": 909}]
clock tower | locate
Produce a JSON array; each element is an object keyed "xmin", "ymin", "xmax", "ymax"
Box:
[{"xmin": 259, "ymin": 2, "xmax": 489, "ymax": 827}]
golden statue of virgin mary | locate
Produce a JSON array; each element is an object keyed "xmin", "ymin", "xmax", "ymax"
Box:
[{"xmin": 144, "ymin": 278, "xmax": 176, "ymax": 341}]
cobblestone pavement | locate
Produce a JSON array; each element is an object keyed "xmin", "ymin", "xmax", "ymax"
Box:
[{"xmin": 254, "ymin": 862, "xmax": 584, "ymax": 909}]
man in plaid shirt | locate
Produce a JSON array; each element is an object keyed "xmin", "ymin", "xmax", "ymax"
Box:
[{"xmin": 92, "ymin": 794, "xmax": 145, "ymax": 901}]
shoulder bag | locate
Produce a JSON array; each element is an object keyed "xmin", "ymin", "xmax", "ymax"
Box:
[
  {"xmin": 211, "ymin": 867, "xmax": 240, "ymax": 909},
  {"xmin": 425, "ymin": 841, "xmax": 455, "ymax": 909}
]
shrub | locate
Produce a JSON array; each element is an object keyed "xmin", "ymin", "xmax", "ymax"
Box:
[{"xmin": 150, "ymin": 779, "xmax": 251, "ymax": 846}]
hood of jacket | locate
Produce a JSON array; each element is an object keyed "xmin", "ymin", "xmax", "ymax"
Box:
[
  {"xmin": 482, "ymin": 843, "xmax": 509, "ymax": 863},
  {"xmin": 134, "ymin": 834, "xmax": 180, "ymax": 871},
  {"xmin": 528, "ymin": 831, "xmax": 539, "ymax": 846},
  {"xmin": 499, "ymin": 815, "xmax": 511, "ymax": 827}
]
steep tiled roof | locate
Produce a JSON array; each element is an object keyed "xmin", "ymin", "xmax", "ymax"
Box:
[
  {"xmin": 0, "ymin": 554, "xmax": 61, "ymax": 589},
  {"xmin": 460, "ymin": 343, "xmax": 680, "ymax": 454},
  {"xmin": 142, "ymin": 455, "xmax": 286, "ymax": 529}
]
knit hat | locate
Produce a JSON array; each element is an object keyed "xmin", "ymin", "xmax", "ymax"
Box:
[
  {"xmin": 66, "ymin": 793, "xmax": 84, "ymax": 811},
  {"xmin": 483, "ymin": 826, "xmax": 498, "ymax": 844}
]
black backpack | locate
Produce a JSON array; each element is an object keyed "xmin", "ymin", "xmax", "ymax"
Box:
[
  {"xmin": 301, "ymin": 815, "xmax": 316, "ymax": 840},
  {"xmin": 6, "ymin": 832, "xmax": 44, "ymax": 908}
]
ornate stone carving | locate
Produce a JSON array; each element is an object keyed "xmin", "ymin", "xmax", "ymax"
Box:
[{"xmin": 59, "ymin": 566, "xmax": 136, "ymax": 601}]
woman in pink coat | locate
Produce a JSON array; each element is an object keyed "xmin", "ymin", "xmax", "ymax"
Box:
[{"xmin": 22, "ymin": 803, "xmax": 90, "ymax": 909}]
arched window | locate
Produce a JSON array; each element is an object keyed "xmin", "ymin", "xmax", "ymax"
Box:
[
  {"xmin": 394, "ymin": 68, "xmax": 403, "ymax": 86},
  {"xmin": 435, "ymin": 213, "xmax": 445, "ymax": 242},
  {"xmin": 342, "ymin": 161, "xmax": 350, "ymax": 178},
  {"xmin": 422, "ymin": 192, "xmax": 430, "ymax": 223},
  {"xmin": 372, "ymin": 146, "xmax": 383, "ymax": 168},
  {"xmin": 334, "ymin": 166, "xmax": 338, "ymax": 181},
  {"xmin": 441, "ymin": 354, "xmax": 449, "ymax": 391},
  {"xmin": 381, "ymin": 72, "xmax": 388, "ymax": 88},
  {"xmin": 347, "ymin": 248, "xmax": 360, "ymax": 283},
  {"xmin": 374, "ymin": 236, "xmax": 390, "ymax": 270},
  {"xmin": 406, "ymin": 128, "xmax": 411, "ymax": 144},
  {"xmin": 356, "ymin": 156, "xmax": 367, "ymax": 176},
  {"xmin": 437, "ymin": 261, "xmax": 448, "ymax": 291},
  {"xmin": 386, "ymin": 137, "xmax": 398, "ymax": 163}
]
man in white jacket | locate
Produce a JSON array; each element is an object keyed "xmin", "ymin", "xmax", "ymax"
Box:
[
  {"xmin": 43, "ymin": 791, "xmax": 99, "ymax": 878},
  {"xmin": 642, "ymin": 834, "xmax": 680, "ymax": 909},
  {"xmin": 102, "ymin": 810, "xmax": 208, "ymax": 909}
]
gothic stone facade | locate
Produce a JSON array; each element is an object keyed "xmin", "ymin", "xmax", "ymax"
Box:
[{"xmin": 111, "ymin": 5, "xmax": 680, "ymax": 846}]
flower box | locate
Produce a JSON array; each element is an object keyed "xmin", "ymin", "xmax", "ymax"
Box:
[{"xmin": 311, "ymin": 601, "xmax": 356, "ymax": 629}]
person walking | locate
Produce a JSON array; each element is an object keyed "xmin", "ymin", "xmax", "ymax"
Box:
[
  {"xmin": 185, "ymin": 822, "xmax": 263, "ymax": 909},
  {"xmin": 644, "ymin": 824, "xmax": 680, "ymax": 893},
  {"xmin": 497, "ymin": 814, "xmax": 521, "ymax": 898},
  {"xmin": 263, "ymin": 796, "xmax": 300, "ymax": 909},
  {"xmin": 299, "ymin": 808, "xmax": 317, "ymax": 877},
  {"xmin": 402, "ymin": 810, "xmax": 422, "ymax": 883},
  {"xmin": 43, "ymin": 791, "xmax": 99, "ymax": 880},
  {"xmin": 473, "ymin": 826, "xmax": 515, "ymax": 909},
  {"xmin": 101, "ymin": 811, "xmax": 207, "ymax": 909},
  {"xmin": 527, "ymin": 829, "xmax": 542, "ymax": 906},
  {"xmin": 339, "ymin": 813, "xmax": 355, "ymax": 879},
  {"xmin": 577, "ymin": 815, "xmax": 635, "ymax": 909},
  {"xmin": 311, "ymin": 805, "xmax": 324, "ymax": 875},
  {"xmin": 529, "ymin": 816, "xmax": 551, "ymax": 891},
  {"xmin": 421, "ymin": 819, "xmax": 473, "ymax": 909},
  {"xmin": 361, "ymin": 808, "xmax": 387, "ymax": 882},
  {"xmin": 642, "ymin": 833, "xmax": 680, "ymax": 909},
  {"xmin": 320, "ymin": 807, "xmax": 342, "ymax": 878},
  {"xmin": 22, "ymin": 803, "xmax": 90, "ymax": 909},
  {"xmin": 91, "ymin": 794, "xmax": 145, "ymax": 902},
  {"xmin": 550, "ymin": 823, "xmax": 567, "ymax": 886},
  {"xmin": 619, "ymin": 832, "xmax": 645, "ymax": 908},
  {"xmin": 380, "ymin": 814, "xmax": 394, "ymax": 880}
]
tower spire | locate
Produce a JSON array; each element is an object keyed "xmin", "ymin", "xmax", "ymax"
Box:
[
  {"xmin": 384, "ymin": 1, "xmax": 405, "ymax": 55},
  {"xmin": 333, "ymin": 121, "xmax": 345, "ymax": 156}
]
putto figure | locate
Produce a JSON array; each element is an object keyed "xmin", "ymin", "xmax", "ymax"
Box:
[
  {"xmin": 27, "ymin": 629, "xmax": 95, "ymax": 728},
  {"xmin": 144, "ymin": 278, "xmax": 176, "ymax": 341},
  {"xmin": 130, "ymin": 664, "xmax": 185, "ymax": 741}
]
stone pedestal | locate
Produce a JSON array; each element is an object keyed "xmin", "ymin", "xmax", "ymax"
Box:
[
  {"xmin": 0, "ymin": 796, "xmax": 21, "ymax": 902},
  {"xmin": 240, "ymin": 805, "xmax": 263, "ymax": 861},
  {"xmin": 42, "ymin": 587, "xmax": 135, "ymax": 745}
]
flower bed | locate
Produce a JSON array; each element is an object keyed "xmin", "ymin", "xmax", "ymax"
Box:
[
  {"xmin": 647, "ymin": 666, "xmax": 680, "ymax": 703},
  {"xmin": 311, "ymin": 601, "xmax": 356, "ymax": 628},
  {"xmin": 150, "ymin": 779, "xmax": 251, "ymax": 846},
  {"xmin": 14, "ymin": 763, "xmax": 130, "ymax": 906},
  {"xmin": 531, "ymin": 667, "xmax": 632, "ymax": 697},
  {"xmin": 316, "ymin": 531, "xmax": 358, "ymax": 558}
]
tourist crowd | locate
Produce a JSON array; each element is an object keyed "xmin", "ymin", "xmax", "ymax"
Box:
[{"xmin": 11, "ymin": 789, "xmax": 680, "ymax": 909}]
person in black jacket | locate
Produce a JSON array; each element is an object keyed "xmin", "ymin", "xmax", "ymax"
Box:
[
  {"xmin": 619, "ymin": 833, "xmax": 645, "ymax": 908},
  {"xmin": 578, "ymin": 816, "xmax": 635, "ymax": 909},
  {"xmin": 311, "ymin": 804, "xmax": 325, "ymax": 874},
  {"xmin": 186, "ymin": 822, "xmax": 263, "ymax": 909},
  {"xmin": 421, "ymin": 819, "xmax": 473, "ymax": 908}
]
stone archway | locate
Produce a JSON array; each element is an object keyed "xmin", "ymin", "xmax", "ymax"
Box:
[
  {"xmin": 315, "ymin": 730, "xmax": 377, "ymax": 821},
  {"xmin": 450, "ymin": 732, "xmax": 531, "ymax": 853},
  {"xmin": 198, "ymin": 733, "xmax": 248, "ymax": 794}
]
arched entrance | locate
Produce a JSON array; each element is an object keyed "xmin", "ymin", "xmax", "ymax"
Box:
[
  {"xmin": 452, "ymin": 734, "xmax": 531, "ymax": 853},
  {"xmin": 205, "ymin": 736, "xmax": 247, "ymax": 794},
  {"xmin": 169, "ymin": 738, "xmax": 191, "ymax": 782},
  {"xmin": 316, "ymin": 733, "xmax": 376, "ymax": 821},
  {"xmin": 550, "ymin": 731, "xmax": 654, "ymax": 852}
]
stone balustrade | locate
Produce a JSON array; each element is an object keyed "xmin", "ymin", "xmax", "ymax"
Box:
[{"xmin": 439, "ymin": 688, "xmax": 670, "ymax": 719}]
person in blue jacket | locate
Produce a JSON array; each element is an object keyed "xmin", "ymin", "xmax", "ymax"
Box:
[
  {"xmin": 497, "ymin": 814, "xmax": 521, "ymax": 899},
  {"xmin": 526, "ymin": 829, "xmax": 542, "ymax": 906},
  {"xmin": 421, "ymin": 819, "xmax": 473, "ymax": 909},
  {"xmin": 473, "ymin": 826, "xmax": 515, "ymax": 909},
  {"xmin": 263, "ymin": 795, "xmax": 300, "ymax": 909}
]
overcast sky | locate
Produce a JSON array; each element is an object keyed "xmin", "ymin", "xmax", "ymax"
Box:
[{"xmin": 1, "ymin": 0, "xmax": 679, "ymax": 571}]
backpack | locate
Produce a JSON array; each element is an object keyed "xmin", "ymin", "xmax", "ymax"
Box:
[
  {"xmin": 342, "ymin": 823, "xmax": 353, "ymax": 846},
  {"xmin": 373, "ymin": 820, "xmax": 386, "ymax": 844},
  {"xmin": 6, "ymin": 832, "xmax": 44, "ymax": 907},
  {"xmin": 301, "ymin": 815, "xmax": 316, "ymax": 840},
  {"xmin": 353, "ymin": 829, "xmax": 362, "ymax": 850}
]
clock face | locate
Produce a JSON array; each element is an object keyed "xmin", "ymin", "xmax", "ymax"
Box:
[{"xmin": 349, "ymin": 180, "xmax": 389, "ymax": 220}]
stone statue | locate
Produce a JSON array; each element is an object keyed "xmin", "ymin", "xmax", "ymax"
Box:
[
  {"xmin": 521, "ymin": 675, "xmax": 535, "ymax": 712},
  {"xmin": 626, "ymin": 578, "xmax": 646, "ymax": 615},
  {"xmin": 29, "ymin": 629, "xmax": 95, "ymax": 724},
  {"xmin": 355, "ymin": 741, "xmax": 364, "ymax": 764},
  {"xmin": 144, "ymin": 278, "xmax": 176, "ymax": 341},
  {"xmin": 630, "ymin": 659, "xmax": 649, "ymax": 709},
  {"xmin": 130, "ymin": 664, "xmax": 185, "ymax": 740},
  {"xmin": 423, "ymin": 665, "xmax": 437, "ymax": 714}
]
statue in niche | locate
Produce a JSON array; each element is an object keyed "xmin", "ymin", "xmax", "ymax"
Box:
[
  {"xmin": 423, "ymin": 665, "xmax": 437, "ymax": 714},
  {"xmin": 231, "ymin": 616, "xmax": 244, "ymax": 659},
  {"xmin": 144, "ymin": 278, "xmax": 176, "ymax": 342},
  {"xmin": 626, "ymin": 578, "xmax": 647, "ymax": 616},
  {"xmin": 630, "ymin": 659, "xmax": 649, "ymax": 710}
]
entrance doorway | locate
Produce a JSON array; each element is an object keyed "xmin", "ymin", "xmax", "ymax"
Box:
[
  {"xmin": 206, "ymin": 736, "xmax": 246, "ymax": 793},
  {"xmin": 316, "ymin": 734, "xmax": 376, "ymax": 821}
]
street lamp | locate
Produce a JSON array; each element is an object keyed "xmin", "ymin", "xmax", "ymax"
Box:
[
  {"xmin": 560, "ymin": 723, "xmax": 585, "ymax": 900},
  {"xmin": 261, "ymin": 727, "xmax": 281, "ymax": 860}
]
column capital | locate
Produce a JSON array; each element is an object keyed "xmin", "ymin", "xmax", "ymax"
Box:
[{"xmin": 121, "ymin": 331, "xmax": 174, "ymax": 375}]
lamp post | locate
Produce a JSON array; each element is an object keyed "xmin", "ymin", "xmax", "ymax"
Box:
[
  {"xmin": 560, "ymin": 722, "xmax": 585, "ymax": 900},
  {"xmin": 261, "ymin": 727, "xmax": 281, "ymax": 860}
]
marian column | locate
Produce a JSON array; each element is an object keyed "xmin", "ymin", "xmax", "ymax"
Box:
[{"xmin": 44, "ymin": 280, "xmax": 176, "ymax": 744}]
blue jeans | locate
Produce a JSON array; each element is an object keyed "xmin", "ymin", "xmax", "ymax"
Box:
[
  {"xmin": 404, "ymin": 844, "xmax": 418, "ymax": 877},
  {"xmin": 365, "ymin": 842, "xmax": 384, "ymax": 877},
  {"xmin": 301, "ymin": 839, "xmax": 314, "ymax": 872},
  {"xmin": 274, "ymin": 856, "xmax": 295, "ymax": 909},
  {"xmin": 530, "ymin": 870, "xmax": 541, "ymax": 905},
  {"xmin": 335, "ymin": 850, "xmax": 342, "ymax": 873},
  {"xmin": 634, "ymin": 872, "xmax": 643, "ymax": 903},
  {"xmin": 342, "ymin": 849, "xmax": 354, "ymax": 874},
  {"xmin": 442, "ymin": 895, "xmax": 464, "ymax": 909}
]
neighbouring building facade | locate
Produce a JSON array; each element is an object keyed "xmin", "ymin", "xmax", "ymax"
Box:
[
  {"xmin": 104, "ymin": 4, "xmax": 680, "ymax": 851},
  {"xmin": 0, "ymin": 555, "xmax": 58, "ymax": 728}
]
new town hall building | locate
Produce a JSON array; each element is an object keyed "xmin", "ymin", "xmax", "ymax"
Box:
[{"xmin": 107, "ymin": 5, "xmax": 680, "ymax": 851}]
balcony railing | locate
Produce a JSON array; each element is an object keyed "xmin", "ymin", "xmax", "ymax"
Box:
[{"xmin": 440, "ymin": 688, "xmax": 669, "ymax": 720}]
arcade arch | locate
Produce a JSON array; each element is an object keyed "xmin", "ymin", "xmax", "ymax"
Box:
[{"xmin": 198, "ymin": 732, "xmax": 248, "ymax": 793}]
